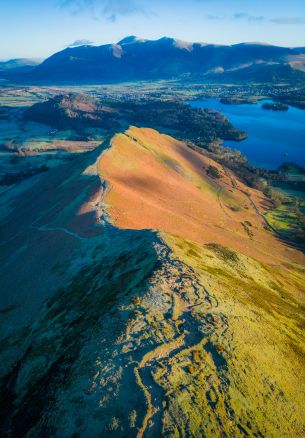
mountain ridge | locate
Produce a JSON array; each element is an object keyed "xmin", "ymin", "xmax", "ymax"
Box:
[
  {"xmin": 0, "ymin": 122, "xmax": 304, "ymax": 436},
  {"xmin": 15, "ymin": 36, "xmax": 305, "ymax": 84}
]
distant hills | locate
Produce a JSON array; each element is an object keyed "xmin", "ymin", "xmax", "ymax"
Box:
[
  {"xmin": 12, "ymin": 36, "xmax": 305, "ymax": 84},
  {"xmin": 0, "ymin": 58, "xmax": 42, "ymax": 78}
]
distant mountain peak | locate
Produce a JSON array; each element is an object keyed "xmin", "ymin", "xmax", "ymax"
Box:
[
  {"xmin": 236, "ymin": 42, "xmax": 273, "ymax": 47},
  {"xmin": 117, "ymin": 36, "xmax": 147, "ymax": 45},
  {"xmin": 173, "ymin": 38, "xmax": 194, "ymax": 51}
]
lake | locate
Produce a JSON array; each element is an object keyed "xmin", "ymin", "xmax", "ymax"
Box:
[{"xmin": 188, "ymin": 98, "xmax": 305, "ymax": 170}]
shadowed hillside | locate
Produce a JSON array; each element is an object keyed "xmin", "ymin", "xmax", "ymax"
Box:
[{"xmin": 1, "ymin": 126, "xmax": 304, "ymax": 436}]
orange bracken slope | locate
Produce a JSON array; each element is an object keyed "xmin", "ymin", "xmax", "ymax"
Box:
[{"xmin": 99, "ymin": 126, "xmax": 305, "ymax": 265}]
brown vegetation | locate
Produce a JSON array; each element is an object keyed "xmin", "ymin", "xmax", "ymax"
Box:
[{"xmin": 99, "ymin": 126, "xmax": 305, "ymax": 265}]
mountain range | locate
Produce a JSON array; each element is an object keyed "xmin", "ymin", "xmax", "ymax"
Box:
[
  {"xmin": 0, "ymin": 58, "xmax": 42, "ymax": 78},
  {"xmin": 7, "ymin": 36, "xmax": 305, "ymax": 84}
]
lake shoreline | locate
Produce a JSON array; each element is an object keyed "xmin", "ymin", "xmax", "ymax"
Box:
[{"xmin": 188, "ymin": 98, "xmax": 305, "ymax": 170}]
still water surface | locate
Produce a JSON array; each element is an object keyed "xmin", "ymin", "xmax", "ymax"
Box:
[{"xmin": 188, "ymin": 99, "xmax": 305, "ymax": 169}]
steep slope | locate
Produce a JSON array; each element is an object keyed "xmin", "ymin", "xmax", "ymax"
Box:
[
  {"xmin": 0, "ymin": 128, "xmax": 304, "ymax": 437},
  {"xmin": 23, "ymin": 37, "xmax": 305, "ymax": 83},
  {"xmin": 97, "ymin": 128, "xmax": 305, "ymax": 436},
  {"xmin": 99, "ymin": 127, "xmax": 303, "ymax": 265}
]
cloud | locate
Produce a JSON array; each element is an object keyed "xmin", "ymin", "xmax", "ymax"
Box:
[
  {"xmin": 102, "ymin": 0, "xmax": 146, "ymax": 22},
  {"xmin": 60, "ymin": 0, "xmax": 150, "ymax": 21},
  {"xmin": 206, "ymin": 14, "xmax": 226, "ymax": 20},
  {"xmin": 67, "ymin": 39, "xmax": 93, "ymax": 47},
  {"xmin": 248, "ymin": 16, "xmax": 264, "ymax": 23},
  {"xmin": 230, "ymin": 13, "xmax": 305, "ymax": 25},
  {"xmin": 269, "ymin": 17, "xmax": 305, "ymax": 24},
  {"xmin": 61, "ymin": 2, "xmax": 305, "ymax": 27},
  {"xmin": 233, "ymin": 13, "xmax": 265, "ymax": 22},
  {"xmin": 233, "ymin": 13, "xmax": 248, "ymax": 20},
  {"xmin": 60, "ymin": 0, "xmax": 94, "ymax": 15},
  {"xmin": 206, "ymin": 13, "xmax": 265, "ymax": 23}
]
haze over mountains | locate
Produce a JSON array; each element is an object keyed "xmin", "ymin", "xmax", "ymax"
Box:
[
  {"xmin": 7, "ymin": 36, "xmax": 305, "ymax": 84},
  {"xmin": 0, "ymin": 58, "xmax": 42, "ymax": 78}
]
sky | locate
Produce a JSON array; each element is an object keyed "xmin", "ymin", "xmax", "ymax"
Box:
[{"xmin": 1, "ymin": 0, "xmax": 305, "ymax": 59}]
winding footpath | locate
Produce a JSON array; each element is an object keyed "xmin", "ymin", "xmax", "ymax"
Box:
[{"xmin": 134, "ymin": 243, "xmax": 229, "ymax": 437}]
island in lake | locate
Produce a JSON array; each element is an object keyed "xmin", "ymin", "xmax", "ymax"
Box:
[{"xmin": 262, "ymin": 102, "xmax": 289, "ymax": 111}]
